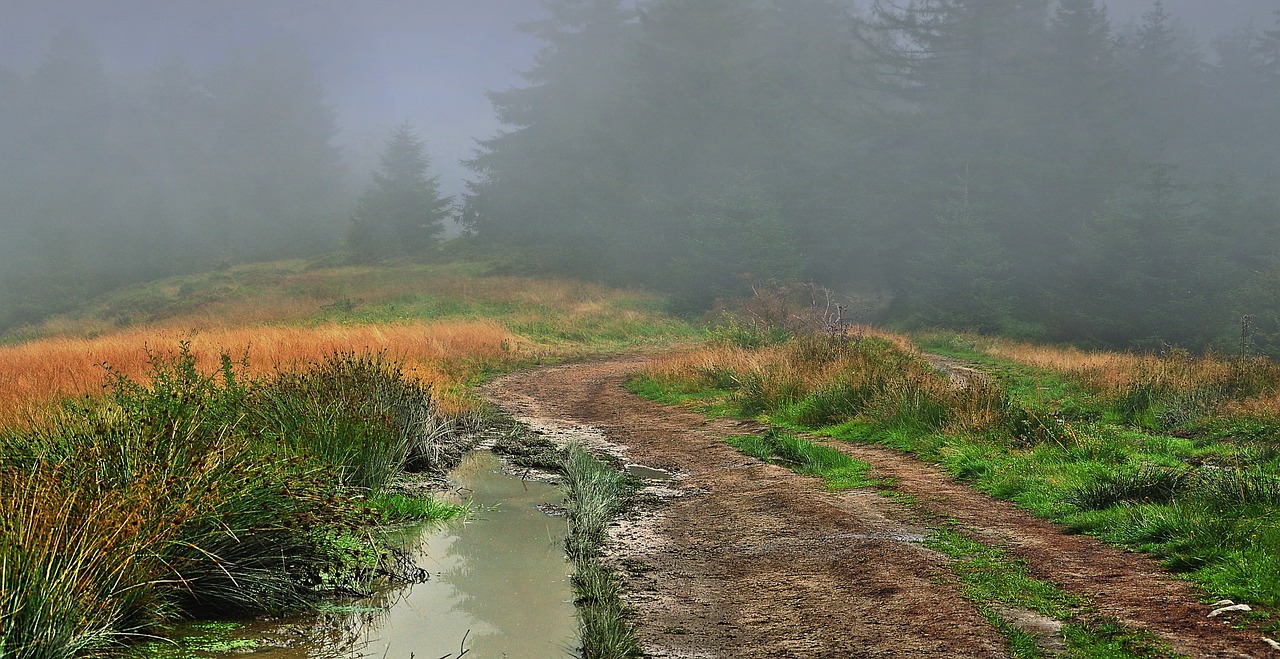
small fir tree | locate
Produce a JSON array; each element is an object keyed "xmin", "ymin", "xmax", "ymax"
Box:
[{"xmin": 348, "ymin": 122, "xmax": 451, "ymax": 260}]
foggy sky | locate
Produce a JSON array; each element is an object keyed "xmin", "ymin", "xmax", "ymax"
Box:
[
  {"xmin": 1, "ymin": 0, "xmax": 1274, "ymax": 196},
  {"xmin": 1106, "ymin": 0, "xmax": 1276, "ymax": 36},
  {"xmin": 0, "ymin": 0, "xmax": 547, "ymax": 196}
]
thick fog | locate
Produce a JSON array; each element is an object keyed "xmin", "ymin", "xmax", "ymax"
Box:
[
  {"xmin": 0, "ymin": 0, "xmax": 545, "ymax": 196},
  {"xmin": 0, "ymin": 0, "xmax": 543, "ymax": 326},
  {"xmin": 2, "ymin": 0, "xmax": 1280, "ymax": 356}
]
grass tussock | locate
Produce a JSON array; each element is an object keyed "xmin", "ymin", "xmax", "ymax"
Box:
[
  {"xmin": 642, "ymin": 333, "xmax": 1008, "ymax": 436},
  {"xmin": 0, "ymin": 344, "xmax": 463, "ymax": 658}
]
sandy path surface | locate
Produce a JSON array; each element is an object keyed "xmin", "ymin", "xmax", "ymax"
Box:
[{"xmin": 484, "ymin": 356, "xmax": 1272, "ymax": 658}]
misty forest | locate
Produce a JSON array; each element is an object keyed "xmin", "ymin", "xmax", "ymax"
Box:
[
  {"xmin": 10, "ymin": 1, "xmax": 1280, "ymax": 657},
  {"xmin": 4, "ymin": 0, "xmax": 1279, "ymax": 354}
]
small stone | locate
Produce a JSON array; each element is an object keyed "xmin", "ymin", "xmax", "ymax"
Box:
[
  {"xmin": 1208, "ymin": 604, "xmax": 1252, "ymax": 617},
  {"xmin": 1211, "ymin": 599, "xmax": 1235, "ymax": 607},
  {"xmin": 1263, "ymin": 637, "xmax": 1280, "ymax": 651}
]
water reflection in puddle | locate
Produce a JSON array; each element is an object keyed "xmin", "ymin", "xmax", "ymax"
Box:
[
  {"xmin": 625, "ymin": 464, "xmax": 674, "ymax": 481},
  {"xmin": 231, "ymin": 451, "xmax": 577, "ymax": 659}
]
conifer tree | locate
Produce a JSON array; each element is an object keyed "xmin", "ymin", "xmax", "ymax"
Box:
[{"xmin": 348, "ymin": 122, "xmax": 451, "ymax": 261}]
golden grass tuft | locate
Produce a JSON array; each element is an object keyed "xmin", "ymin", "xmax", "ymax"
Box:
[{"xmin": 644, "ymin": 328, "xmax": 1006, "ymax": 434}]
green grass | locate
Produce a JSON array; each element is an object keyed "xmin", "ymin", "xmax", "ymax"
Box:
[
  {"xmin": 925, "ymin": 529, "xmax": 1081, "ymax": 620},
  {"xmin": 0, "ymin": 344, "xmax": 462, "ymax": 658},
  {"xmin": 726, "ymin": 430, "xmax": 883, "ymax": 491},
  {"xmin": 368, "ymin": 492, "xmax": 467, "ymax": 524},
  {"xmin": 560, "ymin": 443, "xmax": 642, "ymax": 659},
  {"xmin": 626, "ymin": 374, "xmax": 738, "ymax": 417}
]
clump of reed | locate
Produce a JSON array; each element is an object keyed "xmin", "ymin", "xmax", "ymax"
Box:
[
  {"xmin": 252, "ymin": 352, "xmax": 459, "ymax": 491},
  {"xmin": 0, "ymin": 342, "xmax": 459, "ymax": 658}
]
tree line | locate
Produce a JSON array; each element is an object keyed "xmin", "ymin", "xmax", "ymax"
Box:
[{"xmin": 463, "ymin": 0, "xmax": 1280, "ymax": 356}]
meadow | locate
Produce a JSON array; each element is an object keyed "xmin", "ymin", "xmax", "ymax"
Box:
[{"xmin": 0, "ymin": 257, "xmax": 693, "ymax": 423}]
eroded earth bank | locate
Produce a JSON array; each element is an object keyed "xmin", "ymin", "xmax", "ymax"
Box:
[{"xmin": 484, "ymin": 356, "xmax": 1272, "ymax": 659}]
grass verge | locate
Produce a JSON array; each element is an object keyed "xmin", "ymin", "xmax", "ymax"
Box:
[{"xmin": 560, "ymin": 443, "xmax": 642, "ymax": 659}]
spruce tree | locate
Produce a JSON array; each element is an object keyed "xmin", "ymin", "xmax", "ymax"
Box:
[
  {"xmin": 464, "ymin": 0, "xmax": 634, "ymax": 261},
  {"xmin": 348, "ymin": 122, "xmax": 451, "ymax": 261}
]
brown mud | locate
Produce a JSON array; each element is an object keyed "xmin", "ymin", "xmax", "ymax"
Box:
[{"xmin": 484, "ymin": 355, "xmax": 1274, "ymax": 658}]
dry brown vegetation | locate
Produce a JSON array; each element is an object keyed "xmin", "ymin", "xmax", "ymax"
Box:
[
  {"xmin": 643, "ymin": 329, "xmax": 1007, "ymax": 435},
  {"xmin": 0, "ymin": 321, "xmax": 521, "ymax": 424},
  {"xmin": 941, "ymin": 334, "xmax": 1280, "ymax": 420}
]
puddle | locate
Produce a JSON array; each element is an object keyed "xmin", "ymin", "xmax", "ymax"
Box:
[
  {"xmin": 192, "ymin": 451, "xmax": 577, "ymax": 659},
  {"xmin": 626, "ymin": 464, "xmax": 674, "ymax": 481}
]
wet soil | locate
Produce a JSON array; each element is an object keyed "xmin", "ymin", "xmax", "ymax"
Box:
[{"xmin": 484, "ymin": 355, "xmax": 1275, "ymax": 659}]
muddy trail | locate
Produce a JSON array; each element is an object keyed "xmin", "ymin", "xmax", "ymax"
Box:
[{"xmin": 484, "ymin": 356, "xmax": 1272, "ymax": 658}]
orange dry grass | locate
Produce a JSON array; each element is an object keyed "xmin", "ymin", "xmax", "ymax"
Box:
[
  {"xmin": 0, "ymin": 320, "xmax": 524, "ymax": 425},
  {"xmin": 644, "ymin": 328, "xmax": 1006, "ymax": 433},
  {"xmin": 984, "ymin": 341, "xmax": 1148, "ymax": 393},
  {"xmin": 982, "ymin": 340, "xmax": 1261, "ymax": 396}
]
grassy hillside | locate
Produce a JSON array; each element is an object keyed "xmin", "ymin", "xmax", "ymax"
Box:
[{"xmin": 0, "ymin": 255, "xmax": 695, "ymax": 425}]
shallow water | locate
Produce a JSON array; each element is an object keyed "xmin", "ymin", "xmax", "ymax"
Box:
[
  {"xmin": 357, "ymin": 450, "xmax": 577, "ymax": 657},
  {"xmin": 209, "ymin": 451, "xmax": 577, "ymax": 659},
  {"xmin": 625, "ymin": 463, "xmax": 674, "ymax": 481}
]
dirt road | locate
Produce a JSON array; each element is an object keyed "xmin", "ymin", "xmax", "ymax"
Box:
[{"xmin": 484, "ymin": 356, "xmax": 1271, "ymax": 658}]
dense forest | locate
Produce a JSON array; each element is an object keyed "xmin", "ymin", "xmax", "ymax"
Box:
[
  {"xmin": 0, "ymin": 31, "xmax": 345, "ymax": 328},
  {"xmin": 464, "ymin": 0, "xmax": 1280, "ymax": 355}
]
